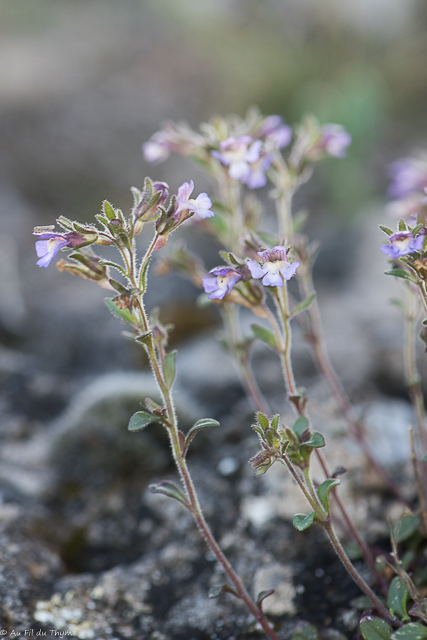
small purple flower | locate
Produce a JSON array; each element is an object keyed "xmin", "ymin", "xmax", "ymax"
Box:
[
  {"xmin": 388, "ymin": 158, "xmax": 427, "ymax": 199},
  {"xmin": 202, "ymin": 267, "xmax": 243, "ymax": 300},
  {"xmin": 258, "ymin": 115, "xmax": 292, "ymax": 149},
  {"xmin": 318, "ymin": 124, "xmax": 351, "ymax": 158},
  {"xmin": 142, "ymin": 132, "xmax": 171, "ymax": 164},
  {"xmin": 34, "ymin": 231, "xmax": 87, "ymax": 268},
  {"xmin": 175, "ymin": 180, "xmax": 214, "ymax": 219},
  {"xmin": 34, "ymin": 233, "xmax": 72, "ymax": 268},
  {"xmin": 211, "ymin": 136, "xmax": 262, "ymax": 183},
  {"xmin": 247, "ymin": 246, "xmax": 299, "ymax": 287},
  {"xmin": 380, "ymin": 230, "xmax": 424, "ymax": 258},
  {"xmin": 245, "ymin": 153, "xmax": 274, "ymax": 189}
]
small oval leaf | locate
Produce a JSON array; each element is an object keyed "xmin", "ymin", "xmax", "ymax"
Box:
[
  {"xmin": 251, "ymin": 324, "xmax": 277, "ymax": 350},
  {"xmin": 293, "ymin": 415, "xmax": 309, "ymax": 438},
  {"xmin": 164, "ymin": 350, "xmax": 177, "ymax": 388},
  {"xmin": 317, "ymin": 478, "xmax": 341, "ymax": 512},
  {"xmin": 391, "ymin": 623, "xmax": 427, "ymax": 640},
  {"xmin": 300, "ymin": 431, "xmax": 326, "ymax": 449},
  {"xmin": 291, "ymin": 292, "xmax": 316, "ymax": 318},
  {"xmin": 256, "ymin": 589, "xmax": 275, "ymax": 607},
  {"xmin": 128, "ymin": 411, "xmax": 162, "ymax": 432},
  {"xmin": 384, "ymin": 270, "xmax": 414, "ymax": 282},
  {"xmin": 183, "ymin": 418, "xmax": 220, "ymax": 456},
  {"xmin": 293, "ymin": 511, "xmax": 316, "ymax": 531},
  {"xmin": 387, "ymin": 576, "xmax": 409, "ymax": 620},
  {"xmin": 104, "ymin": 297, "xmax": 137, "ymax": 325},
  {"xmin": 360, "ymin": 616, "xmax": 393, "ymax": 640},
  {"xmin": 393, "ymin": 515, "xmax": 420, "ymax": 543},
  {"xmin": 148, "ymin": 480, "xmax": 189, "ymax": 508},
  {"xmin": 208, "ymin": 584, "xmax": 240, "ymax": 599}
]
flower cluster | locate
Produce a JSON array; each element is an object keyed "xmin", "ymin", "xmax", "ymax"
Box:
[
  {"xmin": 201, "ymin": 245, "xmax": 299, "ymax": 301},
  {"xmin": 143, "ymin": 109, "xmax": 350, "ymax": 192}
]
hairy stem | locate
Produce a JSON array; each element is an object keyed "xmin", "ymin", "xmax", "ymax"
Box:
[
  {"xmin": 323, "ymin": 519, "xmax": 400, "ymax": 627},
  {"xmin": 131, "ymin": 258, "xmax": 280, "ymax": 640},
  {"xmin": 222, "ymin": 305, "xmax": 270, "ymax": 414},
  {"xmin": 297, "ymin": 263, "xmax": 409, "ymax": 505}
]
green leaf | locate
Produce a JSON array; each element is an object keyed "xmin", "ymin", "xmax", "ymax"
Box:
[
  {"xmin": 98, "ymin": 260, "xmax": 128, "ymax": 277},
  {"xmin": 183, "ymin": 418, "xmax": 220, "ymax": 456},
  {"xmin": 135, "ymin": 331, "xmax": 153, "ymax": 345},
  {"xmin": 148, "ymin": 481, "xmax": 189, "ymax": 508},
  {"xmin": 379, "ymin": 225, "xmax": 394, "ymax": 236},
  {"xmin": 398, "ymin": 219, "xmax": 407, "ymax": 231},
  {"xmin": 208, "ymin": 584, "xmax": 240, "ymax": 599},
  {"xmin": 257, "ymin": 412, "xmax": 270, "ymax": 431},
  {"xmin": 393, "ymin": 515, "xmax": 420, "ymax": 542},
  {"xmin": 384, "ymin": 270, "xmax": 414, "ymax": 281},
  {"xmin": 164, "ymin": 350, "xmax": 177, "ymax": 388},
  {"xmin": 291, "ymin": 293, "xmax": 316, "ymax": 318},
  {"xmin": 293, "ymin": 415, "xmax": 309, "ymax": 438},
  {"xmin": 108, "ymin": 278, "xmax": 128, "ymax": 294},
  {"xmin": 128, "ymin": 411, "xmax": 162, "ymax": 432},
  {"xmin": 391, "ymin": 623, "xmax": 427, "ymax": 640},
  {"xmin": 251, "ymin": 324, "xmax": 277, "ymax": 350},
  {"xmin": 293, "ymin": 511, "xmax": 316, "ymax": 531},
  {"xmin": 300, "ymin": 431, "xmax": 326, "ymax": 450},
  {"xmin": 139, "ymin": 257, "xmax": 151, "ymax": 294},
  {"xmin": 292, "ymin": 621, "xmax": 320, "ymax": 640},
  {"xmin": 317, "ymin": 478, "xmax": 341, "ymax": 512},
  {"xmin": 104, "ymin": 298, "xmax": 137, "ymax": 325},
  {"xmin": 387, "ymin": 576, "xmax": 408, "ymax": 620},
  {"xmin": 360, "ymin": 616, "xmax": 392, "ymax": 640},
  {"xmin": 103, "ymin": 200, "xmax": 117, "ymax": 221},
  {"xmin": 256, "ymin": 589, "xmax": 275, "ymax": 607}
]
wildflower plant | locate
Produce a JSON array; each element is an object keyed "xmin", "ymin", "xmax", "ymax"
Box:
[{"xmin": 33, "ymin": 107, "xmax": 427, "ymax": 638}]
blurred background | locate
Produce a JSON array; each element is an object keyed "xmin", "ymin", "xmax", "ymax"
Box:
[
  {"xmin": 1, "ymin": 0, "xmax": 427, "ymax": 435},
  {"xmin": 0, "ymin": 0, "xmax": 426, "ymax": 423}
]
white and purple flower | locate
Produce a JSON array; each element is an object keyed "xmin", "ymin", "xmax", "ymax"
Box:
[
  {"xmin": 317, "ymin": 124, "xmax": 351, "ymax": 159},
  {"xmin": 175, "ymin": 180, "xmax": 214, "ymax": 220},
  {"xmin": 202, "ymin": 267, "xmax": 243, "ymax": 300},
  {"xmin": 247, "ymin": 246, "xmax": 299, "ymax": 287},
  {"xmin": 211, "ymin": 135, "xmax": 262, "ymax": 184},
  {"xmin": 34, "ymin": 231, "xmax": 87, "ymax": 268},
  {"xmin": 258, "ymin": 115, "xmax": 292, "ymax": 149},
  {"xmin": 380, "ymin": 230, "xmax": 424, "ymax": 259},
  {"xmin": 142, "ymin": 131, "xmax": 171, "ymax": 164}
]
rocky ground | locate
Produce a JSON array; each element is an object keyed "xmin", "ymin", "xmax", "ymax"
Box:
[{"xmin": 0, "ymin": 205, "xmax": 421, "ymax": 639}]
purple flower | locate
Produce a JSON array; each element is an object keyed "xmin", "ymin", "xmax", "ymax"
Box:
[
  {"xmin": 247, "ymin": 246, "xmax": 299, "ymax": 287},
  {"xmin": 245, "ymin": 153, "xmax": 274, "ymax": 189},
  {"xmin": 380, "ymin": 231, "xmax": 424, "ymax": 258},
  {"xmin": 258, "ymin": 115, "xmax": 292, "ymax": 149},
  {"xmin": 175, "ymin": 180, "xmax": 214, "ymax": 219},
  {"xmin": 211, "ymin": 136, "xmax": 262, "ymax": 183},
  {"xmin": 318, "ymin": 124, "xmax": 351, "ymax": 158},
  {"xmin": 202, "ymin": 267, "xmax": 243, "ymax": 300},
  {"xmin": 34, "ymin": 231, "xmax": 88, "ymax": 268},
  {"xmin": 388, "ymin": 158, "xmax": 427, "ymax": 199},
  {"xmin": 34, "ymin": 233, "xmax": 72, "ymax": 268},
  {"xmin": 142, "ymin": 132, "xmax": 171, "ymax": 164}
]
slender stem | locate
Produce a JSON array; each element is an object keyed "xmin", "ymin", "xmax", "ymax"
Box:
[
  {"xmin": 222, "ymin": 305, "xmax": 270, "ymax": 414},
  {"xmin": 268, "ymin": 278, "xmax": 389, "ymax": 591},
  {"xmin": 323, "ymin": 519, "xmax": 400, "ymax": 627},
  {"xmin": 315, "ymin": 448, "xmax": 387, "ymax": 591},
  {"xmin": 279, "ymin": 455, "xmax": 323, "ymax": 515},
  {"xmin": 404, "ymin": 287, "xmax": 427, "ymax": 453},
  {"xmin": 297, "ymin": 263, "xmax": 410, "ymax": 505},
  {"xmin": 130, "ymin": 257, "xmax": 280, "ymax": 640},
  {"xmin": 409, "ymin": 426, "xmax": 427, "ymax": 536}
]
